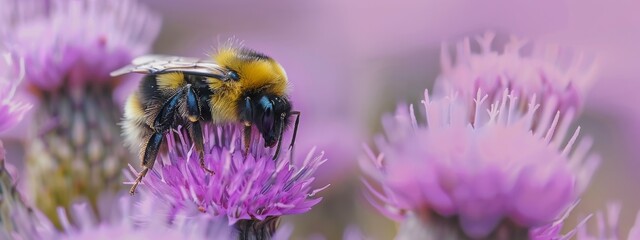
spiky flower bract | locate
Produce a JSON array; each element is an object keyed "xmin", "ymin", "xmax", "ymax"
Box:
[
  {"xmin": 0, "ymin": 53, "xmax": 34, "ymax": 238},
  {"xmin": 4, "ymin": 193, "xmax": 235, "ymax": 240},
  {"xmin": 436, "ymin": 32, "xmax": 596, "ymax": 115},
  {"xmin": 576, "ymin": 203, "xmax": 640, "ymax": 240},
  {"xmin": 4, "ymin": 0, "xmax": 160, "ymax": 90},
  {"xmin": 0, "ymin": 141, "xmax": 39, "ymax": 239},
  {"xmin": 0, "ymin": 54, "xmax": 31, "ymax": 133},
  {"xmin": 0, "ymin": 0, "xmax": 161, "ymax": 228},
  {"xmin": 362, "ymin": 89, "xmax": 600, "ymax": 239},
  {"xmin": 130, "ymin": 124, "xmax": 327, "ymax": 238},
  {"xmin": 52, "ymin": 197, "xmax": 233, "ymax": 240}
]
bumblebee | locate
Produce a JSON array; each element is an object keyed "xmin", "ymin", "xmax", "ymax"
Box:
[{"xmin": 111, "ymin": 47, "xmax": 300, "ymax": 195}]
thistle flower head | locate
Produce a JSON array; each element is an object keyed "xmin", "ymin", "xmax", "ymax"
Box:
[
  {"xmin": 131, "ymin": 124, "xmax": 327, "ymax": 225},
  {"xmin": 436, "ymin": 32, "xmax": 597, "ymax": 113},
  {"xmin": 0, "ymin": 54, "xmax": 31, "ymax": 132},
  {"xmin": 576, "ymin": 203, "xmax": 640, "ymax": 240},
  {"xmin": 3, "ymin": 0, "xmax": 161, "ymax": 90},
  {"xmin": 0, "ymin": 141, "xmax": 38, "ymax": 239},
  {"xmin": 17, "ymin": 194, "xmax": 234, "ymax": 240},
  {"xmin": 362, "ymin": 89, "xmax": 600, "ymax": 238},
  {"xmin": 45, "ymin": 196, "xmax": 232, "ymax": 240},
  {"xmin": 6, "ymin": 0, "xmax": 161, "ymax": 227}
]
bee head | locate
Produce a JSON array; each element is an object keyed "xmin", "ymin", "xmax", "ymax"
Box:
[
  {"xmin": 213, "ymin": 47, "xmax": 288, "ymax": 96},
  {"xmin": 240, "ymin": 95, "xmax": 292, "ymax": 148}
]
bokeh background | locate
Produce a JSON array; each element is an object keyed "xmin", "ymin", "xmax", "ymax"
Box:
[{"xmin": 3, "ymin": 0, "xmax": 639, "ymax": 239}]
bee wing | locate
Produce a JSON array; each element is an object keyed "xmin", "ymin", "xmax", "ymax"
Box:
[{"xmin": 110, "ymin": 55, "xmax": 226, "ymax": 78}]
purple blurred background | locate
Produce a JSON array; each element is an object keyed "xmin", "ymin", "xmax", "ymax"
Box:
[{"xmin": 4, "ymin": 0, "xmax": 639, "ymax": 238}]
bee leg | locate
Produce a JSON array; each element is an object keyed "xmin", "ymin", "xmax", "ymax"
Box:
[
  {"xmin": 241, "ymin": 97, "xmax": 254, "ymax": 158},
  {"xmin": 130, "ymin": 132, "xmax": 163, "ymax": 195},
  {"xmin": 272, "ymin": 113, "xmax": 286, "ymax": 161},
  {"xmin": 190, "ymin": 122, "xmax": 213, "ymax": 174},
  {"xmin": 130, "ymin": 89, "xmax": 184, "ymax": 195},
  {"xmin": 243, "ymin": 123, "xmax": 252, "ymax": 157},
  {"xmin": 287, "ymin": 111, "xmax": 301, "ymax": 165},
  {"xmin": 185, "ymin": 85, "xmax": 214, "ymax": 174},
  {"xmin": 153, "ymin": 89, "xmax": 185, "ymax": 130}
]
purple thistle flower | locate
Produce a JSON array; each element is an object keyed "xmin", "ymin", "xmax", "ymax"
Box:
[
  {"xmin": 529, "ymin": 202, "xmax": 591, "ymax": 240},
  {"xmin": 8, "ymin": 194, "xmax": 234, "ymax": 240},
  {"xmin": 129, "ymin": 124, "xmax": 327, "ymax": 233},
  {"xmin": 0, "ymin": 54, "xmax": 31, "ymax": 133},
  {"xmin": 51, "ymin": 198, "xmax": 232, "ymax": 240},
  {"xmin": 0, "ymin": 0, "xmax": 161, "ymax": 228},
  {"xmin": 3, "ymin": 0, "xmax": 161, "ymax": 90},
  {"xmin": 436, "ymin": 32, "xmax": 597, "ymax": 114},
  {"xmin": 342, "ymin": 225, "xmax": 370, "ymax": 240},
  {"xmin": 0, "ymin": 141, "xmax": 38, "ymax": 239},
  {"xmin": 576, "ymin": 203, "xmax": 640, "ymax": 240},
  {"xmin": 362, "ymin": 89, "xmax": 600, "ymax": 238}
]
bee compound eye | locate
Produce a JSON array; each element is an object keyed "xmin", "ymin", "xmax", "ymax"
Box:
[{"xmin": 227, "ymin": 70, "xmax": 240, "ymax": 81}]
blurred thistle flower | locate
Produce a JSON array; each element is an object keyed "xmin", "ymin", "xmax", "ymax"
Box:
[
  {"xmin": 6, "ymin": 193, "xmax": 236, "ymax": 240},
  {"xmin": 435, "ymin": 32, "xmax": 597, "ymax": 115},
  {"xmin": 362, "ymin": 89, "xmax": 600, "ymax": 239},
  {"xmin": 0, "ymin": 0, "xmax": 161, "ymax": 228},
  {"xmin": 576, "ymin": 203, "xmax": 640, "ymax": 240},
  {"xmin": 0, "ymin": 54, "xmax": 31, "ymax": 133},
  {"xmin": 342, "ymin": 225, "xmax": 370, "ymax": 240},
  {"xmin": 130, "ymin": 124, "xmax": 327, "ymax": 239},
  {"xmin": 48, "ymin": 196, "xmax": 234, "ymax": 240},
  {"xmin": 3, "ymin": 0, "xmax": 160, "ymax": 90},
  {"xmin": 0, "ymin": 52, "xmax": 34, "ymax": 238},
  {"xmin": 0, "ymin": 141, "xmax": 38, "ymax": 239},
  {"xmin": 293, "ymin": 118, "xmax": 362, "ymax": 186},
  {"xmin": 528, "ymin": 202, "xmax": 591, "ymax": 240}
]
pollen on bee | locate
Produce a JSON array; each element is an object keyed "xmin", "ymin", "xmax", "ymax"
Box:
[{"xmin": 188, "ymin": 116, "xmax": 198, "ymax": 122}]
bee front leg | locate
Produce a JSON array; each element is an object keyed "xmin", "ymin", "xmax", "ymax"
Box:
[
  {"xmin": 243, "ymin": 122, "xmax": 252, "ymax": 157},
  {"xmin": 186, "ymin": 85, "xmax": 214, "ymax": 174},
  {"xmin": 130, "ymin": 132, "xmax": 163, "ymax": 195},
  {"xmin": 242, "ymin": 97, "xmax": 253, "ymax": 158},
  {"xmin": 272, "ymin": 113, "xmax": 286, "ymax": 161},
  {"xmin": 287, "ymin": 111, "xmax": 301, "ymax": 165}
]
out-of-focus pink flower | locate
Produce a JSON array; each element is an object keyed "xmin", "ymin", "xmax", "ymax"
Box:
[
  {"xmin": 1, "ymin": 0, "xmax": 161, "ymax": 227},
  {"xmin": 342, "ymin": 225, "xmax": 370, "ymax": 240},
  {"xmin": 362, "ymin": 89, "xmax": 600, "ymax": 238},
  {"xmin": 7, "ymin": 193, "xmax": 234, "ymax": 240},
  {"xmin": 529, "ymin": 202, "xmax": 591, "ymax": 240},
  {"xmin": 131, "ymin": 124, "xmax": 327, "ymax": 226},
  {"xmin": 435, "ymin": 32, "xmax": 597, "ymax": 114},
  {"xmin": 2, "ymin": 0, "xmax": 161, "ymax": 91},
  {"xmin": 576, "ymin": 203, "xmax": 640, "ymax": 240},
  {"xmin": 0, "ymin": 54, "xmax": 30, "ymax": 133},
  {"xmin": 53, "ymin": 198, "xmax": 232, "ymax": 240},
  {"xmin": 288, "ymin": 118, "xmax": 361, "ymax": 185},
  {"xmin": 0, "ymin": 140, "xmax": 37, "ymax": 239}
]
